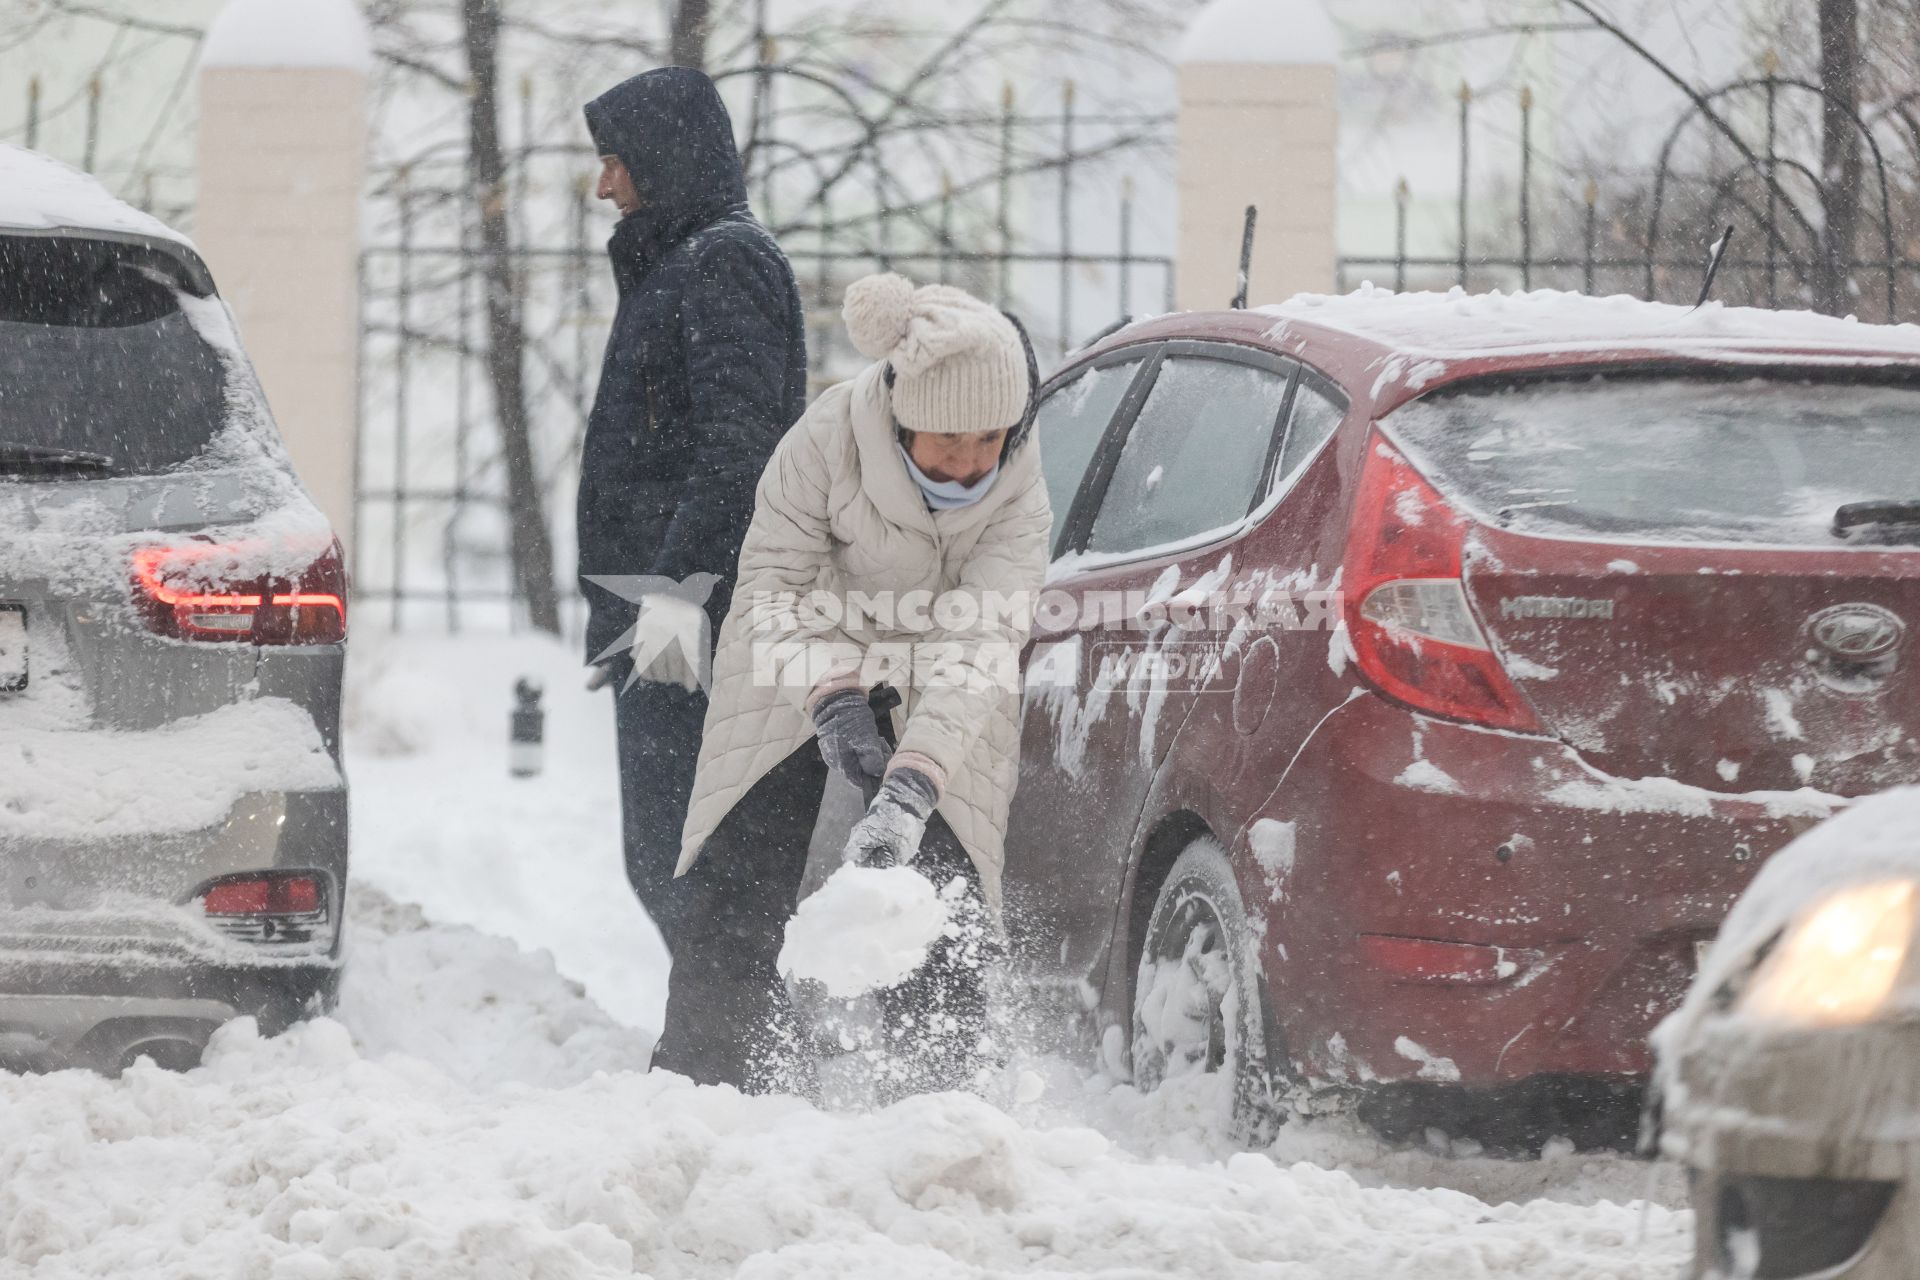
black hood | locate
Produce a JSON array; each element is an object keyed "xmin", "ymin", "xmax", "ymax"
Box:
[{"xmin": 585, "ymin": 68, "xmax": 749, "ymax": 269}]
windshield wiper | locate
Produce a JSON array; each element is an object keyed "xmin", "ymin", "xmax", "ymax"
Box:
[
  {"xmin": 1834, "ymin": 499, "xmax": 1920, "ymax": 544},
  {"xmin": 0, "ymin": 443, "xmax": 119, "ymax": 476}
]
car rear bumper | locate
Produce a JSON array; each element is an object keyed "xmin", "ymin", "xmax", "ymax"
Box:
[
  {"xmin": 1253, "ymin": 694, "xmax": 1840, "ymax": 1087},
  {"xmin": 0, "ymin": 786, "xmax": 347, "ymax": 1071},
  {"xmin": 1665, "ymin": 1019, "xmax": 1920, "ymax": 1279},
  {"xmin": 0, "ymin": 962, "xmax": 339, "ymax": 1073}
]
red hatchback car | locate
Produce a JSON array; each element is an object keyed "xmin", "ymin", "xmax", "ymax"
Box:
[{"xmin": 1002, "ymin": 289, "xmax": 1920, "ymax": 1137}]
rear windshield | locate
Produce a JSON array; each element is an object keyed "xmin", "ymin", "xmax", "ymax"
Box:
[
  {"xmin": 1385, "ymin": 375, "xmax": 1920, "ymax": 546},
  {"xmin": 0, "ymin": 236, "xmax": 227, "ymax": 475}
]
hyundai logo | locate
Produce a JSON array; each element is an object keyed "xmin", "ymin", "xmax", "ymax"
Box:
[{"xmin": 1808, "ymin": 603, "xmax": 1906, "ymax": 663}]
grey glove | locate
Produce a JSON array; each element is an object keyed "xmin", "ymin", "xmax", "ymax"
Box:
[
  {"xmin": 844, "ymin": 767, "xmax": 939, "ymax": 868},
  {"xmin": 813, "ymin": 689, "xmax": 890, "ymax": 785}
]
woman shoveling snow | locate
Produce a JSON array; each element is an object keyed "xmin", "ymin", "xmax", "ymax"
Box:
[{"xmin": 653, "ymin": 273, "xmax": 1051, "ymax": 1100}]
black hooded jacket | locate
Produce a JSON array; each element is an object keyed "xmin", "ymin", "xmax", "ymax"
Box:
[{"xmin": 578, "ymin": 68, "xmax": 807, "ymax": 665}]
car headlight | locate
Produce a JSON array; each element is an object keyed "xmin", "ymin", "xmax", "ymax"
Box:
[{"xmin": 1740, "ymin": 880, "xmax": 1917, "ymax": 1027}]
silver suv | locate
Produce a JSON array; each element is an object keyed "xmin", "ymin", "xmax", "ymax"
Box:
[{"xmin": 0, "ymin": 146, "xmax": 348, "ymax": 1073}]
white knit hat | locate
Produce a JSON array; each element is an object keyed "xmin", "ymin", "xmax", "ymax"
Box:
[{"xmin": 842, "ymin": 273, "xmax": 1031, "ymax": 435}]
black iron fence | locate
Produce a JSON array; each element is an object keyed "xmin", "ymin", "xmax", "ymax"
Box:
[
  {"xmin": 359, "ymin": 62, "xmax": 1920, "ymax": 634},
  {"xmin": 1337, "ymin": 73, "xmax": 1920, "ymax": 320},
  {"xmin": 354, "ymin": 87, "xmax": 1173, "ymax": 633}
]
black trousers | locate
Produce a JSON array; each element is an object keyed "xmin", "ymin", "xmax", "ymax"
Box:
[
  {"xmin": 612, "ymin": 678, "xmax": 709, "ymax": 955},
  {"xmin": 650, "ymin": 745, "xmax": 997, "ymax": 1097}
]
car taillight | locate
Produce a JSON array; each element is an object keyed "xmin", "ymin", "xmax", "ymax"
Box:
[
  {"xmin": 1342, "ymin": 433, "xmax": 1544, "ymax": 733},
  {"xmin": 132, "ymin": 537, "xmax": 347, "ymax": 644},
  {"xmin": 195, "ymin": 872, "xmax": 329, "ymax": 947}
]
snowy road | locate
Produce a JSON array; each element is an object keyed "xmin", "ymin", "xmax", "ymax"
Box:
[{"xmin": 0, "ymin": 634, "xmax": 1692, "ymax": 1277}]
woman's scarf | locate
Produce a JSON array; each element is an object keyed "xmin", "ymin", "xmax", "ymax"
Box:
[{"xmin": 897, "ymin": 443, "xmax": 1000, "ymax": 511}]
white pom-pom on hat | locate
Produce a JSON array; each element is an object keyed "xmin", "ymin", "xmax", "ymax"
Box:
[{"xmin": 842, "ymin": 272, "xmax": 916, "ymax": 360}]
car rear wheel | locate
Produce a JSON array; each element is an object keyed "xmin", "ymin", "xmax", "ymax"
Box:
[{"xmin": 1131, "ymin": 837, "xmax": 1279, "ymax": 1139}]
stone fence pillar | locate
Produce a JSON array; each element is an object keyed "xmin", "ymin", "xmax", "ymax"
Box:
[
  {"xmin": 1175, "ymin": 0, "xmax": 1340, "ymax": 311},
  {"xmin": 195, "ymin": 0, "xmax": 370, "ymax": 551}
]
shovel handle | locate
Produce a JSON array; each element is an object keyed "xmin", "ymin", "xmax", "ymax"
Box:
[{"xmin": 858, "ymin": 684, "xmax": 902, "ymax": 807}]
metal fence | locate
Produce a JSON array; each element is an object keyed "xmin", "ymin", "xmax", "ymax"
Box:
[
  {"xmin": 359, "ymin": 63, "xmax": 1920, "ymax": 634},
  {"xmin": 1336, "ymin": 74, "xmax": 1920, "ymax": 319},
  {"xmin": 354, "ymin": 90, "xmax": 1174, "ymax": 633}
]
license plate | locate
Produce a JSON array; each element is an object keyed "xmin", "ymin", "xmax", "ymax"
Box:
[{"xmin": 0, "ymin": 605, "xmax": 25, "ymax": 692}]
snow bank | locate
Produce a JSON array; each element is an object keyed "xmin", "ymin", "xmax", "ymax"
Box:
[
  {"xmin": 338, "ymin": 885, "xmax": 652, "ymax": 1090},
  {"xmin": 200, "ymin": 0, "xmax": 373, "ymax": 74},
  {"xmin": 0, "ymin": 969, "xmax": 1689, "ymax": 1279},
  {"xmin": 0, "ymin": 145, "xmax": 188, "ymax": 245},
  {"xmin": 0, "ymin": 858, "xmax": 1691, "ymax": 1275},
  {"xmin": 344, "ymin": 631, "xmax": 669, "ymax": 1031},
  {"xmin": 1177, "ymin": 0, "xmax": 1340, "ymax": 65},
  {"xmin": 781, "ymin": 864, "xmax": 950, "ymax": 998},
  {"xmin": 1263, "ymin": 283, "xmax": 1920, "ymax": 361}
]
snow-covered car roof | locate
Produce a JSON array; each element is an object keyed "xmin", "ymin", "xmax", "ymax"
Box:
[
  {"xmin": 0, "ymin": 145, "xmax": 188, "ymax": 244},
  {"xmin": 0, "ymin": 144, "xmax": 213, "ymax": 293},
  {"xmin": 1077, "ymin": 287, "xmax": 1920, "ymax": 419},
  {"xmin": 1260, "ymin": 285, "xmax": 1920, "ymax": 362}
]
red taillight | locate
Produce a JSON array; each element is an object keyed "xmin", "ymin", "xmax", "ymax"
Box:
[
  {"xmin": 133, "ymin": 537, "xmax": 347, "ymax": 644},
  {"xmin": 1341, "ymin": 433, "xmax": 1543, "ymax": 733},
  {"xmin": 1358, "ymin": 934, "xmax": 1539, "ymax": 985},
  {"xmin": 201, "ymin": 880, "xmax": 269, "ymax": 915},
  {"xmin": 200, "ymin": 873, "xmax": 322, "ymax": 916},
  {"xmin": 196, "ymin": 872, "xmax": 329, "ymax": 948}
]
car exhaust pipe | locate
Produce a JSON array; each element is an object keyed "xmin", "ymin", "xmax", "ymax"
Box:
[
  {"xmin": 78, "ymin": 1017, "xmax": 219, "ymax": 1076},
  {"xmin": 112, "ymin": 1032, "xmax": 209, "ymax": 1074}
]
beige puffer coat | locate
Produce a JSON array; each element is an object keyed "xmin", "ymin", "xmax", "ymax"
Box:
[{"xmin": 677, "ymin": 361, "xmax": 1051, "ymax": 905}]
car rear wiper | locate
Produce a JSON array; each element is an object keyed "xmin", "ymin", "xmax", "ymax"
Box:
[
  {"xmin": 0, "ymin": 442, "xmax": 119, "ymax": 476},
  {"xmin": 1834, "ymin": 499, "xmax": 1920, "ymax": 545}
]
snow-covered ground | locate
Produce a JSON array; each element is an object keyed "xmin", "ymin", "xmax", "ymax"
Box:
[{"xmin": 0, "ymin": 632, "xmax": 1693, "ymax": 1277}]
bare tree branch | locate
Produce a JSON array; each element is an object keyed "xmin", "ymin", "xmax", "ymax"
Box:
[
  {"xmin": 1555, "ymin": 0, "xmax": 1823, "ymax": 259},
  {"xmin": 1354, "ymin": 21, "xmax": 1595, "ymax": 56},
  {"xmin": 378, "ymin": 47, "xmax": 469, "ymax": 92},
  {"xmin": 38, "ymin": 1, "xmax": 201, "ymax": 39}
]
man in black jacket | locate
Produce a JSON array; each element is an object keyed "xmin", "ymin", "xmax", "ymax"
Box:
[{"xmin": 578, "ymin": 68, "xmax": 807, "ymax": 958}]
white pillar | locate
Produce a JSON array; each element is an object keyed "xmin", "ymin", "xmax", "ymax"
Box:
[
  {"xmin": 1175, "ymin": 0, "xmax": 1340, "ymax": 312},
  {"xmin": 194, "ymin": 0, "xmax": 370, "ymax": 551}
]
